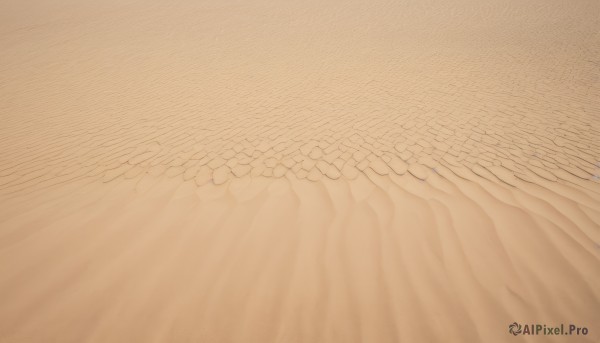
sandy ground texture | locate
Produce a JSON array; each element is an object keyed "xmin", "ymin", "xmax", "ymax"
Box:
[{"xmin": 1, "ymin": 0, "xmax": 600, "ymax": 342}]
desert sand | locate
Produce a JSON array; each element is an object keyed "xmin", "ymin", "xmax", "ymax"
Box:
[{"xmin": 0, "ymin": 0, "xmax": 599, "ymax": 342}]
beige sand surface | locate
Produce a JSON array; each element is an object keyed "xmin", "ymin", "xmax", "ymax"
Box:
[{"xmin": 1, "ymin": 0, "xmax": 599, "ymax": 342}]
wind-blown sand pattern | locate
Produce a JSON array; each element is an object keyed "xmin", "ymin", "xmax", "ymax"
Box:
[{"xmin": 1, "ymin": 0, "xmax": 599, "ymax": 342}]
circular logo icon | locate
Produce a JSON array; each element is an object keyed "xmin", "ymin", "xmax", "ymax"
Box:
[{"xmin": 509, "ymin": 322, "xmax": 522, "ymax": 336}]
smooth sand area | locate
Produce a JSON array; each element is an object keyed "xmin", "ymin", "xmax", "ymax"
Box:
[{"xmin": 1, "ymin": 0, "xmax": 599, "ymax": 342}]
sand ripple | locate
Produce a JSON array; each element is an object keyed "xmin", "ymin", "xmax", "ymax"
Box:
[{"xmin": 1, "ymin": 0, "xmax": 599, "ymax": 341}]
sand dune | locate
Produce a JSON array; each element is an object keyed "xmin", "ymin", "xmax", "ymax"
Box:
[{"xmin": 1, "ymin": 0, "xmax": 599, "ymax": 342}]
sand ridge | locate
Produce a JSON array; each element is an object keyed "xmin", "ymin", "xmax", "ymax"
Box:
[{"xmin": 0, "ymin": 172, "xmax": 598, "ymax": 342}]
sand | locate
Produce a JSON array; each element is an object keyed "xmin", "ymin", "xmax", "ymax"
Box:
[{"xmin": 1, "ymin": 0, "xmax": 599, "ymax": 342}]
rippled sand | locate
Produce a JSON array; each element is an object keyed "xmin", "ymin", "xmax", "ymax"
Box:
[{"xmin": 1, "ymin": 0, "xmax": 599, "ymax": 342}]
